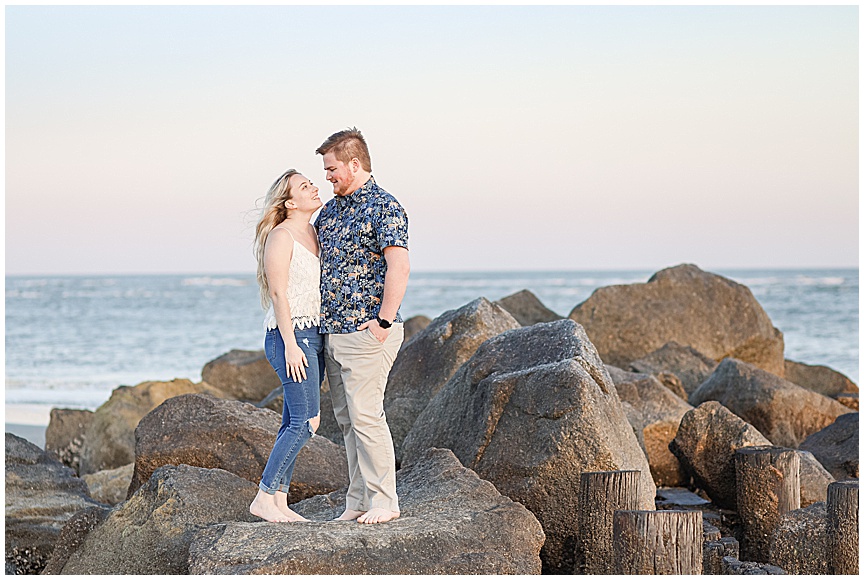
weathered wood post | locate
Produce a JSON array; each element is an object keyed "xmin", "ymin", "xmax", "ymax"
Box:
[
  {"xmin": 612, "ymin": 510, "xmax": 703, "ymax": 574},
  {"xmin": 734, "ymin": 446, "xmax": 800, "ymax": 562},
  {"xmin": 827, "ymin": 479, "xmax": 858, "ymax": 574},
  {"xmin": 575, "ymin": 470, "xmax": 640, "ymax": 574}
]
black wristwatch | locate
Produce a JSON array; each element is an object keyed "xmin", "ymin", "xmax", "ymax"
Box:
[{"xmin": 375, "ymin": 315, "xmax": 392, "ymax": 329}]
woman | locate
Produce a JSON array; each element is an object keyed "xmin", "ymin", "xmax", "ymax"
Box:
[{"xmin": 249, "ymin": 169, "xmax": 324, "ymax": 523}]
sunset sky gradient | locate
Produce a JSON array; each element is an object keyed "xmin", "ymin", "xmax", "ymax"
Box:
[{"xmin": 6, "ymin": 4, "xmax": 858, "ymax": 274}]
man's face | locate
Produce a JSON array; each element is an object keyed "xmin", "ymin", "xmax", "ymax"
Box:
[{"xmin": 322, "ymin": 152, "xmax": 355, "ymax": 197}]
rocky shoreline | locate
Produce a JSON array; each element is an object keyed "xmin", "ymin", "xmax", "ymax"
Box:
[{"xmin": 5, "ymin": 263, "xmax": 859, "ymax": 575}]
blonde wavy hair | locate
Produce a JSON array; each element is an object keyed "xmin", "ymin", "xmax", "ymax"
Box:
[{"xmin": 254, "ymin": 169, "xmax": 299, "ymax": 309}]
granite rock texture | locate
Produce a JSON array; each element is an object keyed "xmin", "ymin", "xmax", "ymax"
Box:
[
  {"xmin": 384, "ymin": 297, "xmax": 520, "ymax": 463},
  {"xmin": 5, "ymin": 434, "xmax": 103, "ymax": 574},
  {"xmin": 689, "ymin": 358, "xmax": 852, "ymax": 448},
  {"xmin": 128, "ymin": 393, "xmax": 347, "ymax": 503},
  {"xmin": 402, "ymin": 319, "xmax": 655, "ymax": 573},
  {"xmin": 568, "ymin": 264, "xmax": 785, "ymax": 375},
  {"xmin": 58, "ymin": 464, "xmax": 258, "ymax": 574},
  {"xmin": 78, "ymin": 378, "xmax": 228, "ymax": 475},
  {"xmin": 201, "ymin": 349, "xmax": 281, "ymax": 402},
  {"xmin": 188, "ymin": 448, "xmax": 545, "ymax": 575}
]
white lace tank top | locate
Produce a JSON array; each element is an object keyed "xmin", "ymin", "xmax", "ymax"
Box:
[{"xmin": 263, "ymin": 231, "xmax": 321, "ymax": 331}]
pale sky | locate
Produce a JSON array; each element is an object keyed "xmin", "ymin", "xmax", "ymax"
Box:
[{"xmin": 5, "ymin": 4, "xmax": 859, "ymax": 274}]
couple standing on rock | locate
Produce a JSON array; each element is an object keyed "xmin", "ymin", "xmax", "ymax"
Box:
[{"xmin": 248, "ymin": 128, "xmax": 410, "ymax": 525}]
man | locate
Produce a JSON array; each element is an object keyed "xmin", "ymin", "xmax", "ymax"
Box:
[{"xmin": 314, "ymin": 128, "xmax": 409, "ymax": 525}]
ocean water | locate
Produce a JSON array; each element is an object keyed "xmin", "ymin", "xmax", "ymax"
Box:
[{"xmin": 4, "ymin": 269, "xmax": 858, "ymax": 419}]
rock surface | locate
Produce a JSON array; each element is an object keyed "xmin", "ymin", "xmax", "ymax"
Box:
[
  {"xmin": 384, "ymin": 297, "xmax": 520, "ymax": 463},
  {"xmin": 835, "ymin": 392, "xmax": 858, "ymax": 411},
  {"xmin": 201, "ymin": 349, "xmax": 281, "ymax": 401},
  {"xmin": 128, "ymin": 393, "xmax": 347, "ymax": 502},
  {"xmin": 41, "ymin": 506, "xmax": 111, "ymax": 575},
  {"xmin": 58, "ymin": 465, "xmax": 258, "ymax": 574},
  {"xmin": 669, "ymin": 402, "xmax": 833, "ymax": 509},
  {"xmin": 800, "ymin": 412, "xmax": 859, "ymax": 480},
  {"xmin": 402, "ymin": 319, "xmax": 655, "ymax": 573},
  {"xmin": 494, "ymin": 288, "xmax": 562, "ymax": 326},
  {"xmin": 609, "ymin": 370, "xmax": 693, "ymax": 486},
  {"xmin": 45, "ymin": 408, "xmax": 94, "ymax": 474},
  {"xmin": 5, "ymin": 434, "xmax": 103, "ymax": 575},
  {"xmin": 78, "ymin": 378, "xmax": 227, "ymax": 475},
  {"xmin": 82, "ymin": 463, "xmax": 134, "ymax": 505},
  {"xmin": 784, "ymin": 359, "xmax": 858, "ymax": 396},
  {"xmin": 568, "ymin": 264, "xmax": 785, "ymax": 375},
  {"xmin": 188, "ymin": 448, "xmax": 545, "ymax": 574},
  {"xmin": 690, "ymin": 358, "xmax": 852, "ymax": 448},
  {"xmin": 629, "ymin": 341, "xmax": 718, "ymax": 397},
  {"xmin": 769, "ymin": 502, "xmax": 828, "ymax": 574},
  {"xmin": 669, "ymin": 402, "xmax": 773, "ymax": 509},
  {"xmin": 797, "ymin": 451, "xmax": 835, "ymax": 507},
  {"xmin": 402, "ymin": 314, "xmax": 432, "ymax": 344}
]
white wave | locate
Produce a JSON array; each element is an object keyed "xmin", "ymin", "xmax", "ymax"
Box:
[
  {"xmin": 6, "ymin": 290, "xmax": 42, "ymax": 299},
  {"xmin": 794, "ymin": 276, "xmax": 846, "ymax": 286}
]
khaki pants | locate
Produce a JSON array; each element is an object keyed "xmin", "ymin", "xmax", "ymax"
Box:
[{"xmin": 324, "ymin": 323, "xmax": 403, "ymax": 512}]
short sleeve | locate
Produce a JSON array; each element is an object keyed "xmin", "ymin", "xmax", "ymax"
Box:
[{"xmin": 375, "ymin": 197, "xmax": 409, "ymax": 252}]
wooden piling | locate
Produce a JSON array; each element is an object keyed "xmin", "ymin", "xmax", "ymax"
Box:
[
  {"xmin": 827, "ymin": 479, "xmax": 858, "ymax": 574},
  {"xmin": 612, "ymin": 510, "xmax": 703, "ymax": 574},
  {"xmin": 575, "ymin": 470, "xmax": 640, "ymax": 574},
  {"xmin": 734, "ymin": 446, "xmax": 800, "ymax": 562}
]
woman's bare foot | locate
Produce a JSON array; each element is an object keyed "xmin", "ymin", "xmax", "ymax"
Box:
[
  {"xmin": 249, "ymin": 490, "xmax": 295, "ymax": 523},
  {"xmin": 357, "ymin": 508, "xmax": 400, "ymax": 524},
  {"xmin": 334, "ymin": 509, "xmax": 366, "ymax": 521},
  {"xmin": 275, "ymin": 491, "xmax": 309, "ymax": 522}
]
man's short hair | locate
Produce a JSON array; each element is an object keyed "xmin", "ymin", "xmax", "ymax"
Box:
[{"xmin": 316, "ymin": 127, "xmax": 372, "ymax": 172}]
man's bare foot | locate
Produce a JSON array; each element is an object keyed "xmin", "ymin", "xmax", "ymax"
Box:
[
  {"xmin": 275, "ymin": 491, "xmax": 309, "ymax": 522},
  {"xmin": 249, "ymin": 490, "xmax": 296, "ymax": 523},
  {"xmin": 334, "ymin": 509, "xmax": 366, "ymax": 521},
  {"xmin": 357, "ymin": 508, "xmax": 400, "ymax": 524}
]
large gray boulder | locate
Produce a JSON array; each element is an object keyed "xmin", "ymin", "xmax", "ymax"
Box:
[
  {"xmin": 58, "ymin": 464, "xmax": 258, "ymax": 574},
  {"xmin": 568, "ymin": 264, "xmax": 785, "ymax": 375},
  {"xmin": 784, "ymin": 359, "xmax": 858, "ymax": 397},
  {"xmin": 690, "ymin": 358, "xmax": 853, "ymax": 448},
  {"xmin": 494, "ymin": 288, "xmax": 562, "ymax": 326},
  {"xmin": 402, "ymin": 314, "xmax": 432, "ymax": 345},
  {"xmin": 78, "ymin": 378, "xmax": 228, "ymax": 475},
  {"xmin": 384, "ymin": 297, "xmax": 520, "ymax": 463},
  {"xmin": 800, "ymin": 412, "xmax": 859, "ymax": 480},
  {"xmin": 609, "ymin": 369, "xmax": 693, "ymax": 486},
  {"xmin": 798, "ymin": 450, "xmax": 835, "ymax": 507},
  {"xmin": 669, "ymin": 402, "xmax": 834, "ymax": 509},
  {"xmin": 629, "ymin": 341, "xmax": 718, "ymax": 397},
  {"xmin": 402, "ymin": 319, "xmax": 655, "ymax": 573},
  {"xmin": 41, "ymin": 506, "xmax": 111, "ymax": 575},
  {"xmin": 128, "ymin": 393, "xmax": 347, "ymax": 503},
  {"xmin": 669, "ymin": 402, "xmax": 770, "ymax": 509},
  {"xmin": 81, "ymin": 463, "xmax": 134, "ymax": 505},
  {"xmin": 201, "ymin": 349, "xmax": 281, "ymax": 402},
  {"xmin": 45, "ymin": 408, "xmax": 94, "ymax": 474},
  {"xmin": 188, "ymin": 448, "xmax": 545, "ymax": 574},
  {"xmin": 769, "ymin": 502, "xmax": 828, "ymax": 574},
  {"xmin": 5, "ymin": 434, "xmax": 103, "ymax": 575}
]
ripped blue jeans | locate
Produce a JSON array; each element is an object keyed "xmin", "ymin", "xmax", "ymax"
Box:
[{"xmin": 259, "ymin": 324, "xmax": 323, "ymax": 494}]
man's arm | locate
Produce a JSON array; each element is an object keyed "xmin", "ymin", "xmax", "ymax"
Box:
[{"xmin": 359, "ymin": 245, "xmax": 410, "ymax": 341}]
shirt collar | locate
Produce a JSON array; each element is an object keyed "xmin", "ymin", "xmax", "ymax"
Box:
[{"xmin": 344, "ymin": 176, "xmax": 376, "ymax": 204}]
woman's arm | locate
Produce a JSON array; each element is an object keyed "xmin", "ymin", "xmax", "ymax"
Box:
[{"xmin": 264, "ymin": 229, "xmax": 308, "ymax": 382}]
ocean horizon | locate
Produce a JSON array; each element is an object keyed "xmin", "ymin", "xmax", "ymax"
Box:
[{"xmin": 5, "ymin": 267, "xmax": 858, "ymax": 432}]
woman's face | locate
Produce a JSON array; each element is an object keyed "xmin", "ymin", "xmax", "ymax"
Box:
[{"xmin": 287, "ymin": 173, "xmax": 322, "ymax": 212}]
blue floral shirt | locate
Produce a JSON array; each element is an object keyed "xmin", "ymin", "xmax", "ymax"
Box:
[{"xmin": 315, "ymin": 176, "xmax": 409, "ymax": 334}]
